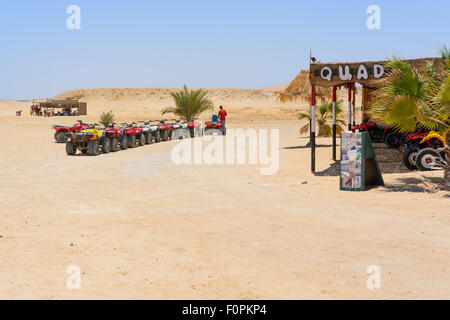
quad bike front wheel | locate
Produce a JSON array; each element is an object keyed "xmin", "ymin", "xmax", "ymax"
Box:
[
  {"xmin": 138, "ymin": 133, "xmax": 146, "ymax": 146},
  {"xmin": 416, "ymin": 148, "xmax": 443, "ymax": 171},
  {"xmin": 110, "ymin": 138, "xmax": 119, "ymax": 152},
  {"xmin": 87, "ymin": 140, "xmax": 100, "ymax": 156},
  {"xmin": 161, "ymin": 130, "xmax": 169, "ymax": 141},
  {"xmin": 120, "ymin": 136, "xmax": 128, "ymax": 150},
  {"xmin": 66, "ymin": 141, "xmax": 76, "ymax": 156},
  {"xmin": 402, "ymin": 147, "xmax": 419, "ymax": 170},
  {"xmin": 55, "ymin": 131, "xmax": 69, "ymax": 143},
  {"xmin": 128, "ymin": 135, "xmax": 137, "ymax": 148},
  {"xmin": 385, "ymin": 132, "xmax": 401, "ymax": 149},
  {"xmin": 101, "ymin": 138, "xmax": 111, "ymax": 154},
  {"xmin": 154, "ymin": 131, "xmax": 161, "ymax": 143},
  {"xmin": 145, "ymin": 132, "xmax": 153, "ymax": 144}
]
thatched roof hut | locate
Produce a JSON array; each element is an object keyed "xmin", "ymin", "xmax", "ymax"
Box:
[{"xmin": 275, "ymin": 70, "xmax": 331, "ymax": 103}]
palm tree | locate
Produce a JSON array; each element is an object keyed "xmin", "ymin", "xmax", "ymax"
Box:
[
  {"xmin": 370, "ymin": 47, "xmax": 449, "ymax": 190},
  {"xmin": 298, "ymin": 100, "xmax": 347, "ymax": 137},
  {"xmin": 100, "ymin": 110, "xmax": 115, "ymax": 128},
  {"xmin": 162, "ymin": 85, "xmax": 214, "ymax": 121}
]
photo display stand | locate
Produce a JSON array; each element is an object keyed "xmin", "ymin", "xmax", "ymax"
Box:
[{"xmin": 340, "ymin": 131, "xmax": 384, "ymax": 191}]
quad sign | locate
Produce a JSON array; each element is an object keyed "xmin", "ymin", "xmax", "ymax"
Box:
[
  {"xmin": 309, "ymin": 57, "xmax": 444, "ymax": 87},
  {"xmin": 318, "ymin": 64, "xmax": 385, "ymax": 82}
]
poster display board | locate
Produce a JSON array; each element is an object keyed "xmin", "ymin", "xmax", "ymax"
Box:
[{"xmin": 340, "ymin": 131, "xmax": 384, "ymax": 191}]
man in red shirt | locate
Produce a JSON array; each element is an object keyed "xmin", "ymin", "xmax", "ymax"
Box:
[{"xmin": 218, "ymin": 105, "xmax": 227, "ymax": 135}]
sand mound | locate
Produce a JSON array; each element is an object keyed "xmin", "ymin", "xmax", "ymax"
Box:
[{"xmin": 52, "ymin": 87, "xmax": 305, "ymax": 120}]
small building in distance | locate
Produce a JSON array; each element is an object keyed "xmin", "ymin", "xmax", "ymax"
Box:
[{"xmin": 34, "ymin": 99, "xmax": 87, "ymax": 116}]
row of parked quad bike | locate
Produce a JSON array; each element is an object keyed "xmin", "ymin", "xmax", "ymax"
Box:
[
  {"xmin": 52, "ymin": 119, "xmax": 224, "ymax": 156},
  {"xmin": 352, "ymin": 118, "xmax": 448, "ymax": 171}
]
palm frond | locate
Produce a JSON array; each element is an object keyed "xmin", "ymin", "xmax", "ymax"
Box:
[{"xmin": 370, "ymin": 54, "xmax": 449, "ymax": 134}]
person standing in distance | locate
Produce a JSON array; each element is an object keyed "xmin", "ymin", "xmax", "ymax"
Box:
[{"xmin": 218, "ymin": 105, "xmax": 227, "ymax": 135}]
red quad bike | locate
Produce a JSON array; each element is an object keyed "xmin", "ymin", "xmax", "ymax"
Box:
[
  {"xmin": 104, "ymin": 123, "xmax": 128, "ymax": 151},
  {"xmin": 204, "ymin": 115, "xmax": 223, "ymax": 136},
  {"xmin": 120, "ymin": 123, "xmax": 144, "ymax": 148},
  {"xmin": 352, "ymin": 118, "xmax": 405, "ymax": 149},
  {"xmin": 155, "ymin": 120, "xmax": 173, "ymax": 142},
  {"xmin": 53, "ymin": 120, "xmax": 89, "ymax": 143},
  {"xmin": 187, "ymin": 118, "xmax": 203, "ymax": 138},
  {"xmin": 129, "ymin": 122, "xmax": 146, "ymax": 146},
  {"xmin": 351, "ymin": 118, "xmax": 386, "ymax": 143}
]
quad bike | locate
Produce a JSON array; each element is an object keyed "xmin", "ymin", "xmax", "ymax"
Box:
[
  {"xmin": 169, "ymin": 119, "xmax": 190, "ymax": 140},
  {"xmin": 402, "ymin": 131, "xmax": 446, "ymax": 170},
  {"xmin": 351, "ymin": 118, "xmax": 386, "ymax": 143},
  {"xmin": 352, "ymin": 118, "xmax": 406, "ymax": 149},
  {"xmin": 65, "ymin": 124, "xmax": 111, "ymax": 156},
  {"xmin": 155, "ymin": 120, "xmax": 173, "ymax": 142},
  {"xmin": 187, "ymin": 119, "xmax": 203, "ymax": 138},
  {"xmin": 204, "ymin": 115, "xmax": 223, "ymax": 136},
  {"xmin": 147, "ymin": 120, "xmax": 162, "ymax": 143},
  {"xmin": 414, "ymin": 131, "xmax": 448, "ymax": 171},
  {"xmin": 119, "ymin": 123, "xmax": 144, "ymax": 148},
  {"xmin": 137, "ymin": 121, "xmax": 159, "ymax": 144},
  {"xmin": 104, "ymin": 123, "xmax": 128, "ymax": 151},
  {"xmin": 129, "ymin": 122, "xmax": 146, "ymax": 146},
  {"xmin": 53, "ymin": 120, "xmax": 89, "ymax": 143}
]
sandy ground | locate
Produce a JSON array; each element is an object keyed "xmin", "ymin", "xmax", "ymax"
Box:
[{"xmin": 0, "ymin": 95, "xmax": 449, "ymax": 300}]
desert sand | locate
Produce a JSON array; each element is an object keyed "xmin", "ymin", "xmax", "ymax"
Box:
[{"xmin": 0, "ymin": 88, "xmax": 448, "ymax": 300}]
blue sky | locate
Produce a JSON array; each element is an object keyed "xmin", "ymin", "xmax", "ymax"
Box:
[{"xmin": 0, "ymin": 0, "xmax": 448, "ymax": 100}]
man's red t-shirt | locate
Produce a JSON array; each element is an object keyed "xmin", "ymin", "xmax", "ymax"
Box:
[{"xmin": 218, "ymin": 109, "xmax": 227, "ymax": 121}]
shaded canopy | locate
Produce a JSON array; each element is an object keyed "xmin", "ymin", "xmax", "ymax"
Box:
[{"xmin": 275, "ymin": 70, "xmax": 331, "ymax": 103}]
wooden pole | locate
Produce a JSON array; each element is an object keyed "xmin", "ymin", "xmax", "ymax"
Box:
[
  {"xmin": 362, "ymin": 84, "xmax": 367, "ymax": 120},
  {"xmin": 352, "ymin": 83, "xmax": 356, "ymax": 126},
  {"xmin": 347, "ymin": 83, "xmax": 352, "ymax": 131},
  {"xmin": 311, "ymin": 85, "xmax": 316, "ymax": 173},
  {"xmin": 332, "ymin": 86, "xmax": 337, "ymax": 161}
]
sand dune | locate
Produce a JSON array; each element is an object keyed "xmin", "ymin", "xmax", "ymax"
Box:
[
  {"xmin": 51, "ymin": 87, "xmax": 302, "ymax": 120},
  {"xmin": 1, "ymin": 85, "xmax": 361, "ymax": 122},
  {"xmin": 48, "ymin": 86, "xmax": 361, "ymax": 122}
]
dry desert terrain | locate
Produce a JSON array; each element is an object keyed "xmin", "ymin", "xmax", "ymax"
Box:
[{"xmin": 0, "ymin": 88, "xmax": 448, "ymax": 299}]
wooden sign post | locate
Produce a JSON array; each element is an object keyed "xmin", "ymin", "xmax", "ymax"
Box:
[{"xmin": 340, "ymin": 132, "xmax": 384, "ymax": 191}]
